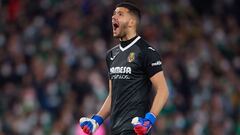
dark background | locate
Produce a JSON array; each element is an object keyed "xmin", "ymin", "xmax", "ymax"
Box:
[{"xmin": 0, "ymin": 0, "xmax": 240, "ymax": 134}]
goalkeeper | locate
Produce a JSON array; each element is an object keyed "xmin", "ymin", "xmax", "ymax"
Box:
[{"xmin": 79, "ymin": 2, "xmax": 169, "ymax": 135}]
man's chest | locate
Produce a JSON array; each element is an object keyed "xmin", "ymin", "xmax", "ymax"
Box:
[{"xmin": 109, "ymin": 50, "xmax": 143, "ymax": 80}]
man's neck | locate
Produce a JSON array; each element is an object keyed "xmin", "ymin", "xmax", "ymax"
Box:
[
  {"xmin": 120, "ymin": 35, "xmax": 138, "ymax": 48},
  {"xmin": 119, "ymin": 32, "xmax": 137, "ymax": 41}
]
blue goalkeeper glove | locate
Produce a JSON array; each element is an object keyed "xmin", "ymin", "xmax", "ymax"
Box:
[
  {"xmin": 79, "ymin": 115, "xmax": 103, "ymax": 135},
  {"xmin": 131, "ymin": 112, "xmax": 156, "ymax": 135}
]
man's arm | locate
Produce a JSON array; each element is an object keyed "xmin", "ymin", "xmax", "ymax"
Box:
[
  {"xmin": 96, "ymin": 79, "xmax": 112, "ymax": 119},
  {"xmin": 131, "ymin": 71, "xmax": 168, "ymax": 134},
  {"xmin": 150, "ymin": 71, "xmax": 169, "ymax": 116},
  {"xmin": 79, "ymin": 80, "xmax": 112, "ymax": 134}
]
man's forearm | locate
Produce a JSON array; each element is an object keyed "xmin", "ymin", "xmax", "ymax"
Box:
[
  {"xmin": 97, "ymin": 94, "xmax": 111, "ymax": 119},
  {"xmin": 150, "ymin": 87, "xmax": 168, "ymax": 116},
  {"xmin": 96, "ymin": 80, "xmax": 112, "ymax": 120},
  {"xmin": 150, "ymin": 71, "xmax": 169, "ymax": 116}
]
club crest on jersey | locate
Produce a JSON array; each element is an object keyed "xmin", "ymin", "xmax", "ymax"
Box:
[{"xmin": 128, "ymin": 52, "xmax": 135, "ymax": 63}]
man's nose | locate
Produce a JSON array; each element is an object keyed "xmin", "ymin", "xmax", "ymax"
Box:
[{"xmin": 112, "ymin": 14, "xmax": 117, "ymax": 20}]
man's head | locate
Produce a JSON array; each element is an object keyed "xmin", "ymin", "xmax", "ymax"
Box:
[{"xmin": 112, "ymin": 2, "xmax": 141, "ymax": 39}]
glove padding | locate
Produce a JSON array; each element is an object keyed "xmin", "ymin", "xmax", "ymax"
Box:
[
  {"xmin": 131, "ymin": 113, "xmax": 156, "ymax": 135},
  {"xmin": 79, "ymin": 115, "xmax": 103, "ymax": 135}
]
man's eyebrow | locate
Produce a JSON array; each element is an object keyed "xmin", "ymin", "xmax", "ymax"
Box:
[
  {"xmin": 118, "ymin": 11, "xmax": 123, "ymax": 14},
  {"xmin": 113, "ymin": 10, "xmax": 126, "ymax": 15}
]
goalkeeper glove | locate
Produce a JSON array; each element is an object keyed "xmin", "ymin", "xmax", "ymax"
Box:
[
  {"xmin": 79, "ymin": 115, "xmax": 103, "ymax": 134},
  {"xmin": 131, "ymin": 112, "xmax": 156, "ymax": 135}
]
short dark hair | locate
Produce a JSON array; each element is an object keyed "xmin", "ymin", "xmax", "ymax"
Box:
[{"xmin": 116, "ymin": 2, "xmax": 141, "ymax": 21}]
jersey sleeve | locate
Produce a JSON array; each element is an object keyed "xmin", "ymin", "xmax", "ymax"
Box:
[{"xmin": 142, "ymin": 48, "xmax": 163, "ymax": 77}]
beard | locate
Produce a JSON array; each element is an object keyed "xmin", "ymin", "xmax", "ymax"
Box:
[
  {"xmin": 113, "ymin": 22, "xmax": 128, "ymax": 39},
  {"xmin": 113, "ymin": 31, "xmax": 127, "ymax": 38}
]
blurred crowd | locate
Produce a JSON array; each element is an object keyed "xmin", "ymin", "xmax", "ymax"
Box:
[{"xmin": 0, "ymin": 0, "xmax": 240, "ymax": 135}]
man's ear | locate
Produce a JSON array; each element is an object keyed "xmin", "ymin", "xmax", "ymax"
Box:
[{"xmin": 129, "ymin": 18, "xmax": 136, "ymax": 27}]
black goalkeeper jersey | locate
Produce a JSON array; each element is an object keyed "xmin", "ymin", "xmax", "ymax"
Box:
[{"xmin": 106, "ymin": 36, "xmax": 163, "ymax": 134}]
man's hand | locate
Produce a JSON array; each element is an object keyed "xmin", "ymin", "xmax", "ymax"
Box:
[
  {"xmin": 79, "ymin": 115, "xmax": 103, "ymax": 135},
  {"xmin": 131, "ymin": 113, "xmax": 156, "ymax": 135}
]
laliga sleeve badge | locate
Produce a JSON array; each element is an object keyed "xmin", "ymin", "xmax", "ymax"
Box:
[{"xmin": 128, "ymin": 52, "xmax": 135, "ymax": 63}]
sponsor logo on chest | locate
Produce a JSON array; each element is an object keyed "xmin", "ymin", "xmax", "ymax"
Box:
[
  {"xmin": 110, "ymin": 66, "xmax": 132, "ymax": 80},
  {"xmin": 110, "ymin": 66, "xmax": 131, "ymax": 74}
]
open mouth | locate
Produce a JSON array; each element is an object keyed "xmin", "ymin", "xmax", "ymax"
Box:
[{"xmin": 113, "ymin": 22, "xmax": 119, "ymax": 31}]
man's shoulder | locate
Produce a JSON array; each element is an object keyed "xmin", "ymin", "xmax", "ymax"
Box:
[
  {"xmin": 137, "ymin": 38, "xmax": 157, "ymax": 53},
  {"xmin": 106, "ymin": 44, "xmax": 121, "ymax": 60},
  {"xmin": 107, "ymin": 44, "xmax": 120, "ymax": 54}
]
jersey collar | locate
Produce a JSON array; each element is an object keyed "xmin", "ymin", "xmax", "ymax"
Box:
[{"xmin": 119, "ymin": 36, "xmax": 141, "ymax": 51}]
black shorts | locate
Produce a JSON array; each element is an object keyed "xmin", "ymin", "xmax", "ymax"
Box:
[
  {"xmin": 116, "ymin": 130, "xmax": 136, "ymax": 135},
  {"xmin": 114, "ymin": 130, "xmax": 151, "ymax": 135}
]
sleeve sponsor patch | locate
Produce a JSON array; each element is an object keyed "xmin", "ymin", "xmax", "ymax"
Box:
[{"xmin": 151, "ymin": 61, "xmax": 162, "ymax": 66}]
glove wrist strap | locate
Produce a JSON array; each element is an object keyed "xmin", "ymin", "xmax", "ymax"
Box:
[
  {"xmin": 145, "ymin": 112, "xmax": 156, "ymax": 124},
  {"xmin": 92, "ymin": 115, "xmax": 104, "ymax": 125}
]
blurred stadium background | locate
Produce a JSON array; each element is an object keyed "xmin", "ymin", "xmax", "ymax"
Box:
[{"xmin": 0, "ymin": 0, "xmax": 240, "ymax": 135}]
